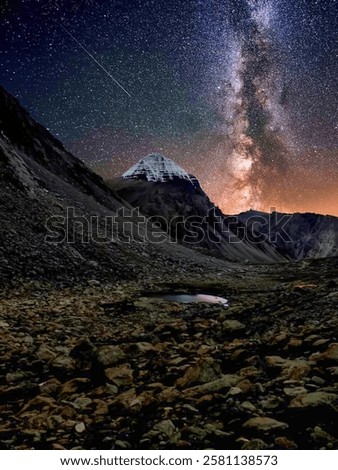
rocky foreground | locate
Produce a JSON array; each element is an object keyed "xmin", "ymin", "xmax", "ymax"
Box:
[{"xmin": 0, "ymin": 257, "xmax": 338, "ymax": 450}]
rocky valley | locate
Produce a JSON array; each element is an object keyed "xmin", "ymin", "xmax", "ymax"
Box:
[{"xmin": 0, "ymin": 85, "xmax": 337, "ymax": 450}]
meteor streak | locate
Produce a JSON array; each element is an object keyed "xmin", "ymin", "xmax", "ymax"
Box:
[{"xmin": 60, "ymin": 24, "xmax": 132, "ymax": 98}]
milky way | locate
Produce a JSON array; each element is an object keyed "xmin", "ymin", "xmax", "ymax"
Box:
[
  {"xmin": 1, "ymin": 0, "xmax": 337, "ymax": 215},
  {"xmin": 211, "ymin": 0, "xmax": 293, "ymax": 212}
]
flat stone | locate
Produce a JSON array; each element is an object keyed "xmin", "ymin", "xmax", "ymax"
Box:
[
  {"xmin": 240, "ymin": 401, "xmax": 257, "ymax": 412},
  {"xmin": 265, "ymin": 356, "xmax": 289, "ymax": 368},
  {"xmin": 283, "ymin": 387, "xmax": 308, "ymax": 398},
  {"xmin": 104, "ymin": 364, "xmax": 133, "ymax": 386},
  {"xmin": 228, "ymin": 386, "xmax": 243, "ymax": 396},
  {"xmin": 36, "ymin": 344, "xmax": 57, "ymax": 362},
  {"xmin": 153, "ymin": 419, "xmax": 177, "ymax": 438},
  {"xmin": 287, "ymin": 338, "xmax": 302, "ymax": 348},
  {"xmin": 183, "ymin": 374, "xmax": 240, "ymax": 397},
  {"xmin": 222, "ymin": 320, "xmax": 245, "ymax": 333},
  {"xmin": 312, "ymin": 339, "xmax": 330, "ymax": 348},
  {"xmin": 72, "ymin": 397, "xmax": 93, "ymax": 410},
  {"xmin": 6, "ymin": 371, "xmax": 33, "ymax": 384},
  {"xmin": 289, "ymin": 392, "xmax": 338, "ymax": 409},
  {"xmin": 96, "ymin": 345, "xmax": 126, "ymax": 367},
  {"xmin": 243, "ymin": 417, "xmax": 289, "ymax": 432},
  {"xmin": 265, "ymin": 356, "xmax": 310, "ymax": 380},
  {"xmin": 51, "ymin": 355, "xmax": 74, "ymax": 371},
  {"xmin": 87, "ymin": 280, "xmax": 100, "ymax": 286},
  {"xmin": 310, "ymin": 376, "xmax": 325, "ymax": 386},
  {"xmin": 176, "ymin": 357, "xmax": 222, "ymax": 388}
]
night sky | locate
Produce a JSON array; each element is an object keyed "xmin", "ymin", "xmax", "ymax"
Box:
[{"xmin": 1, "ymin": 0, "xmax": 337, "ymax": 215}]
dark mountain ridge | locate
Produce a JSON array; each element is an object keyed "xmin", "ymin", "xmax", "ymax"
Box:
[
  {"xmin": 108, "ymin": 172, "xmax": 284, "ymax": 263},
  {"xmin": 238, "ymin": 209, "xmax": 338, "ymax": 260}
]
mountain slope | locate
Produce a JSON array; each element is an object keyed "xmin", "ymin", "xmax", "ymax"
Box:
[
  {"xmin": 109, "ymin": 155, "xmax": 284, "ymax": 263},
  {"xmin": 0, "ymin": 85, "xmax": 135, "ymax": 283},
  {"xmin": 0, "ymin": 86, "xmax": 236, "ymax": 285},
  {"xmin": 238, "ymin": 209, "xmax": 338, "ymax": 260}
]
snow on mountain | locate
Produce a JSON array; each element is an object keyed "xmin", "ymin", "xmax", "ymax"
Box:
[{"xmin": 122, "ymin": 153, "xmax": 199, "ymax": 187}]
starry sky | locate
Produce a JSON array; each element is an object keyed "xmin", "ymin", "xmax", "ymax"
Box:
[{"xmin": 1, "ymin": 0, "xmax": 337, "ymax": 215}]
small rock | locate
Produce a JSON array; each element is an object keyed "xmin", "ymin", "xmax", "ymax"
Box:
[
  {"xmin": 287, "ymin": 338, "xmax": 302, "ymax": 348},
  {"xmin": 327, "ymin": 366, "xmax": 338, "ymax": 376},
  {"xmin": 312, "ymin": 339, "xmax": 330, "ymax": 348},
  {"xmin": 39, "ymin": 378, "xmax": 61, "ymax": 395},
  {"xmin": 6, "ymin": 371, "xmax": 33, "ymax": 384},
  {"xmin": 153, "ymin": 419, "xmax": 177, "ymax": 438},
  {"xmin": 176, "ymin": 357, "xmax": 222, "ymax": 388},
  {"xmin": 274, "ymin": 436, "xmax": 298, "ymax": 449},
  {"xmin": 72, "ymin": 397, "xmax": 93, "ymax": 410},
  {"xmin": 228, "ymin": 386, "xmax": 243, "ymax": 396},
  {"xmin": 58, "ymin": 377, "xmax": 90, "ymax": 396},
  {"xmin": 75, "ymin": 422, "xmax": 86, "ymax": 433},
  {"xmin": 52, "ymin": 444, "xmax": 66, "ymax": 450},
  {"xmin": 87, "ymin": 260, "xmax": 99, "ymax": 268},
  {"xmin": 260, "ymin": 396, "xmax": 284, "ymax": 410},
  {"xmin": 182, "ymin": 374, "xmax": 240, "ymax": 397},
  {"xmin": 310, "ymin": 376, "xmax": 325, "ymax": 386},
  {"xmin": 238, "ymin": 379, "xmax": 254, "ymax": 394},
  {"xmin": 96, "ymin": 345, "xmax": 126, "ymax": 367},
  {"xmin": 312, "ymin": 344, "xmax": 338, "ymax": 365},
  {"xmin": 241, "ymin": 438, "xmax": 268, "ymax": 450},
  {"xmin": 310, "ymin": 426, "xmax": 334, "ymax": 445},
  {"xmin": 222, "ymin": 320, "xmax": 245, "ymax": 334},
  {"xmin": 51, "ymin": 355, "xmax": 75, "ymax": 371},
  {"xmin": 104, "ymin": 364, "xmax": 133, "ymax": 386},
  {"xmin": 283, "ymin": 386, "xmax": 308, "ymax": 398},
  {"xmin": 88, "ymin": 279, "xmax": 100, "ymax": 286},
  {"xmin": 243, "ymin": 417, "xmax": 289, "ymax": 432},
  {"xmin": 265, "ymin": 356, "xmax": 310, "ymax": 380},
  {"xmin": 115, "ymin": 440, "xmax": 131, "ymax": 449},
  {"xmin": 240, "ymin": 401, "xmax": 257, "ymax": 412},
  {"xmin": 36, "ymin": 344, "xmax": 57, "ymax": 362}
]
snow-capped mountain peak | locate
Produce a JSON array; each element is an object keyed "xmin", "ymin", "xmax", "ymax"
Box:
[{"xmin": 122, "ymin": 153, "xmax": 198, "ymax": 186}]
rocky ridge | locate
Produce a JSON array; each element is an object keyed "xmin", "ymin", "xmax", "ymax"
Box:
[{"xmin": 239, "ymin": 210, "xmax": 338, "ymax": 260}]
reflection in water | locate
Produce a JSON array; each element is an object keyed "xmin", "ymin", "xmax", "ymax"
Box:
[{"xmin": 162, "ymin": 294, "xmax": 228, "ymax": 307}]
